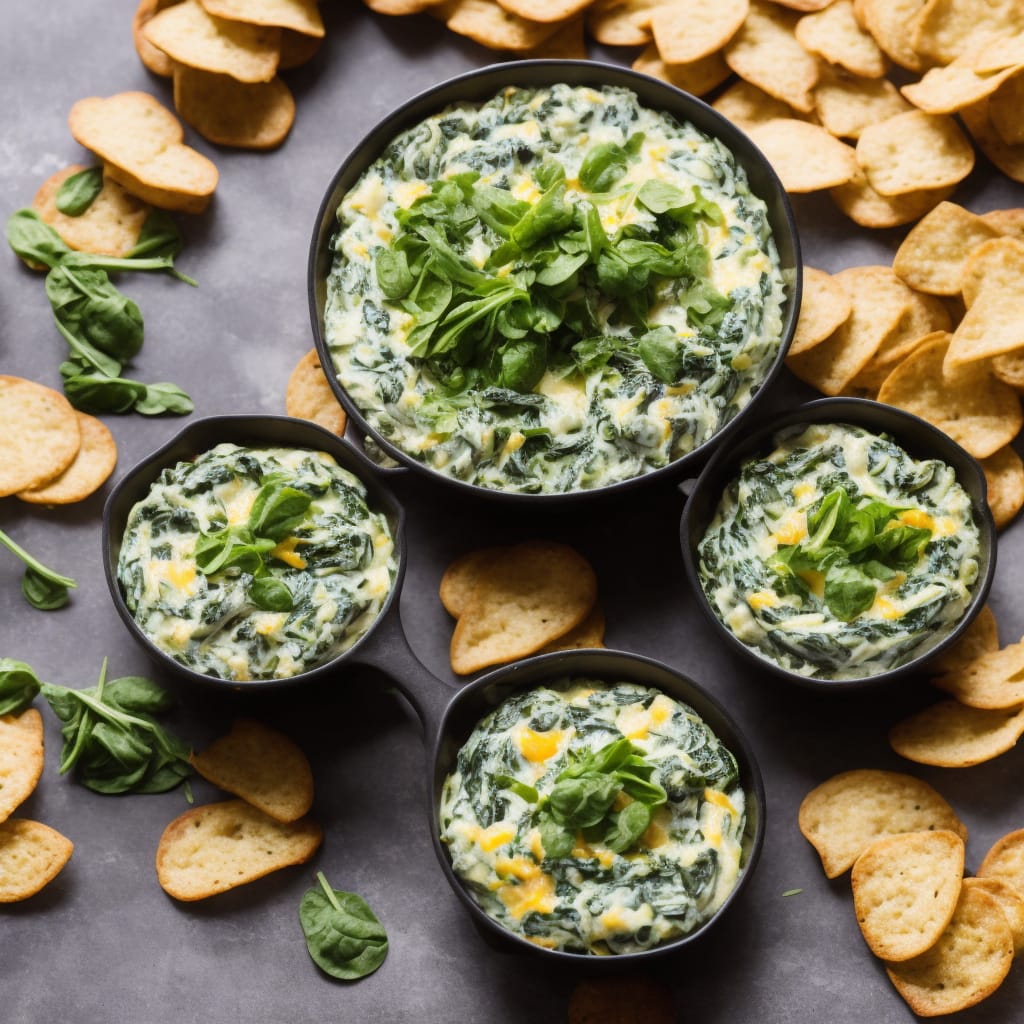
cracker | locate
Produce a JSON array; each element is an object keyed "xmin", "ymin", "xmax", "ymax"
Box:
[
  {"xmin": 568, "ymin": 975, "xmax": 676, "ymax": 1024},
  {"xmin": 522, "ymin": 16, "xmax": 587, "ymax": 58},
  {"xmin": 888, "ymin": 700, "xmax": 1024, "ymax": 767},
  {"xmin": 0, "ymin": 819, "xmax": 73, "ymax": 903},
  {"xmin": 885, "ymin": 885, "xmax": 1014, "ymax": 1016},
  {"xmin": 962, "ymin": 877, "xmax": 1024, "ymax": 953},
  {"xmin": 988, "ymin": 73, "xmax": 1024, "ymax": 145},
  {"xmin": 982, "ymin": 206, "xmax": 1024, "ymax": 238},
  {"xmin": 439, "ymin": 545, "xmax": 508, "ymax": 617},
  {"xmin": 724, "ymin": 0, "xmax": 820, "ymax": 114},
  {"xmin": 931, "ymin": 641, "xmax": 1024, "ymax": 709},
  {"xmin": 797, "ymin": 769, "xmax": 967, "ymax": 879},
  {"xmin": 0, "ymin": 709, "xmax": 44, "ymax": 824},
  {"xmin": 133, "ymin": 0, "xmax": 182, "ymax": 77},
  {"xmin": 449, "ymin": 540, "xmax": 597, "ymax": 675},
  {"xmin": 876, "ymin": 334, "xmax": 1023, "ymax": 459},
  {"xmin": 892, "ymin": 201, "xmax": 1002, "ymax": 295},
  {"xmin": 929, "ymin": 604, "xmax": 999, "ymax": 674},
  {"xmin": 587, "ymin": 0, "xmax": 661, "ymax": 47},
  {"xmin": 993, "ymin": 349, "xmax": 1024, "ymax": 391},
  {"xmin": 495, "ymin": 0, "xmax": 594, "ymax": 22},
  {"xmin": 278, "ymin": 27, "xmax": 323, "ymax": 68},
  {"xmin": 712, "ymin": 79, "xmax": 798, "ymax": 129},
  {"xmin": 173, "ymin": 66, "xmax": 295, "ymax": 149},
  {"xmin": 961, "ymin": 98, "xmax": 1024, "ymax": 184},
  {"xmin": 285, "ymin": 349, "xmax": 347, "ymax": 435},
  {"xmin": 960, "ymin": 236, "xmax": 1024, "ymax": 308},
  {"xmin": 32, "ymin": 165, "xmax": 150, "ymax": 259},
  {"xmin": 144, "ymin": 0, "xmax": 281, "ymax": 83},
  {"xmin": 156, "ymin": 799, "xmax": 322, "ymax": 900},
  {"xmin": 912, "ymin": 0, "xmax": 1024, "ymax": 67},
  {"xmin": 945, "ymin": 286, "xmax": 1024, "ymax": 370},
  {"xmin": 435, "ymin": 0, "xmax": 561, "ymax": 50},
  {"xmin": 364, "ymin": 0, "xmax": 447, "ymax": 12},
  {"xmin": 978, "ymin": 830, "xmax": 1024, "ymax": 894},
  {"xmin": 650, "ymin": 0, "xmax": 748, "ymax": 65},
  {"xmin": 631, "ymin": 45, "xmax": 732, "ymax": 97},
  {"xmin": 789, "ymin": 266, "xmax": 852, "ymax": 355},
  {"xmin": 69, "ymin": 92, "xmax": 218, "ymax": 214},
  {"xmin": 17, "ymin": 413, "xmax": 117, "ymax": 506},
  {"xmin": 812, "ymin": 67, "xmax": 912, "ymax": 141},
  {"xmin": 858, "ymin": 0, "xmax": 927, "ymax": 73},
  {"xmin": 829, "ymin": 168, "xmax": 952, "ymax": 229},
  {"xmin": 852, "ymin": 829, "xmax": 964, "ymax": 962},
  {"xmin": 900, "ymin": 52, "xmax": 1022, "ymax": 114},
  {"xmin": 189, "ymin": 719, "xmax": 313, "ymax": 823},
  {"xmin": 856, "ymin": 111, "xmax": 975, "ymax": 197},
  {"xmin": 795, "ymin": 0, "xmax": 888, "ymax": 78},
  {"xmin": 0, "ymin": 376, "xmax": 81, "ymax": 497},
  {"xmin": 746, "ymin": 119, "xmax": 858, "ymax": 192},
  {"xmin": 787, "ymin": 265, "xmax": 911, "ymax": 394},
  {"xmin": 538, "ymin": 604, "xmax": 606, "ymax": 652},
  {"xmin": 199, "ymin": 0, "xmax": 325, "ymax": 36}
]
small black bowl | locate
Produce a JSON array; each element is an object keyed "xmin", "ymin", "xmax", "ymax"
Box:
[
  {"xmin": 680, "ymin": 398, "xmax": 998, "ymax": 692},
  {"xmin": 101, "ymin": 414, "xmax": 408, "ymax": 693},
  {"xmin": 308, "ymin": 58, "xmax": 801, "ymax": 504}
]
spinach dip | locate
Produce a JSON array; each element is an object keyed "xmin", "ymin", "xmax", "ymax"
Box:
[
  {"xmin": 117, "ymin": 444, "xmax": 395, "ymax": 681},
  {"xmin": 323, "ymin": 83, "xmax": 787, "ymax": 494},
  {"xmin": 698, "ymin": 423, "xmax": 981, "ymax": 679},
  {"xmin": 439, "ymin": 679, "xmax": 748, "ymax": 954}
]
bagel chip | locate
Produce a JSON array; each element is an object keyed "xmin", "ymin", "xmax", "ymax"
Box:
[
  {"xmin": 278, "ymin": 27, "xmax": 322, "ymax": 68},
  {"xmin": 18, "ymin": 412, "xmax": 117, "ymax": 506},
  {"xmin": 190, "ymin": 719, "xmax": 313, "ymax": 823},
  {"xmin": 961, "ymin": 99, "xmax": 1024, "ymax": 184},
  {"xmin": 885, "ymin": 885, "xmax": 1014, "ymax": 1016},
  {"xmin": 0, "ymin": 709, "xmax": 45, "ymax": 824},
  {"xmin": 0, "ymin": 376, "xmax": 81, "ymax": 497},
  {"xmin": 993, "ymin": 349, "xmax": 1024, "ymax": 390},
  {"xmin": 631, "ymin": 45, "xmax": 732, "ymax": 97},
  {"xmin": 830, "ymin": 168, "xmax": 952, "ymax": 229},
  {"xmin": 285, "ymin": 349, "xmax": 347, "ymax": 435},
  {"xmin": 798, "ymin": 769, "xmax": 967, "ymax": 879},
  {"xmin": 144, "ymin": 0, "xmax": 281, "ymax": 83},
  {"xmin": 857, "ymin": 0, "xmax": 926, "ymax": 73},
  {"xmin": 978, "ymin": 829, "xmax": 1024, "ymax": 894},
  {"xmin": 133, "ymin": 0, "xmax": 182, "ymax": 77},
  {"xmin": 794, "ymin": 0, "xmax": 888, "ymax": 79},
  {"xmin": 0, "ymin": 819, "xmax": 74, "ymax": 903},
  {"xmin": 931, "ymin": 641, "xmax": 1024, "ymax": 710},
  {"xmin": 495, "ymin": 0, "xmax": 594, "ymax": 22},
  {"xmin": 988, "ymin": 74, "xmax": 1024, "ymax": 145},
  {"xmin": 199, "ymin": 0, "xmax": 325, "ymax": 37},
  {"xmin": 963, "ymin": 876, "xmax": 1024, "ymax": 953},
  {"xmin": 901, "ymin": 56, "xmax": 1023, "ymax": 115},
  {"xmin": 889, "ymin": 700, "xmax": 1024, "ymax": 768},
  {"xmin": 961, "ymin": 236, "xmax": 1024, "ymax": 309},
  {"xmin": 852, "ymin": 829, "xmax": 965, "ymax": 962},
  {"xmin": 586, "ymin": 0, "xmax": 661, "ymax": 47},
  {"xmin": 439, "ymin": 545, "xmax": 507, "ymax": 618},
  {"xmin": 449, "ymin": 540, "xmax": 597, "ymax": 674},
  {"xmin": 912, "ymin": 0, "xmax": 1024, "ymax": 67},
  {"xmin": 982, "ymin": 446, "xmax": 1024, "ymax": 529},
  {"xmin": 789, "ymin": 267, "xmax": 852, "ymax": 356},
  {"xmin": 929, "ymin": 604, "xmax": 999, "ymax": 674},
  {"xmin": 435, "ymin": 0, "xmax": 561, "ymax": 51},
  {"xmin": 746, "ymin": 119, "xmax": 858, "ymax": 193},
  {"xmin": 32, "ymin": 165, "xmax": 150, "ymax": 259},
  {"xmin": 538, "ymin": 604, "xmax": 606, "ymax": 653},
  {"xmin": 650, "ymin": 0, "xmax": 748, "ymax": 65},
  {"xmin": 813, "ymin": 68, "xmax": 912, "ymax": 141},
  {"xmin": 156, "ymin": 799, "xmax": 322, "ymax": 900},
  {"xmin": 173, "ymin": 67, "xmax": 295, "ymax": 149},
  {"xmin": 712, "ymin": 79, "xmax": 797, "ymax": 129}
]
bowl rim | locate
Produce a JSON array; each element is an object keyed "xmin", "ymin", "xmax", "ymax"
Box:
[
  {"xmin": 101, "ymin": 413, "xmax": 408, "ymax": 693},
  {"xmin": 307, "ymin": 57, "xmax": 802, "ymax": 504},
  {"xmin": 679, "ymin": 396, "xmax": 998, "ymax": 692},
  {"xmin": 425, "ymin": 646, "xmax": 767, "ymax": 963}
]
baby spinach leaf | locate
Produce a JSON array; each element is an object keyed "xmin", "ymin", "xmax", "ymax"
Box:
[
  {"xmin": 249, "ymin": 576, "xmax": 294, "ymax": 612},
  {"xmin": 0, "ymin": 659, "xmax": 43, "ymax": 715},
  {"xmin": 6, "ymin": 209, "xmax": 72, "ymax": 268},
  {"xmin": 537, "ymin": 815, "xmax": 574, "ymax": 859},
  {"xmin": 493, "ymin": 773, "xmax": 539, "ymax": 804},
  {"xmin": 249, "ymin": 479, "xmax": 312, "ymax": 541},
  {"xmin": 39, "ymin": 659, "xmax": 192, "ymax": 795},
  {"xmin": 133, "ymin": 382, "xmax": 194, "ymax": 416},
  {"xmin": 60, "ymin": 364, "xmax": 147, "ymax": 413},
  {"xmin": 55, "ymin": 167, "xmax": 104, "ymax": 216},
  {"xmin": 603, "ymin": 801, "xmax": 652, "ymax": 854},
  {"xmin": 579, "ymin": 142, "xmax": 630, "ymax": 193},
  {"xmin": 194, "ymin": 527, "xmax": 275, "ymax": 576},
  {"xmin": 375, "ymin": 249, "xmax": 414, "ymax": 299},
  {"xmin": 824, "ymin": 564, "xmax": 879, "ymax": 622},
  {"xmin": 548, "ymin": 773, "xmax": 620, "ymax": 829},
  {"xmin": 0, "ymin": 528, "xmax": 76, "ymax": 611},
  {"xmin": 638, "ymin": 326, "xmax": 683, "ymax": 384},
  {"xmin": 299, "ymin": 873, "xmax": 389, "ymax": 981}
]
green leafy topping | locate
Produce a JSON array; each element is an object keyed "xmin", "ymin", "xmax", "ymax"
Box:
[
  {"xmin": 39, "ymin": 659, "xmax": 192, "ymax": 795},
  {"xmin": 0, "ymin": 659, "xmax": 43, "ymax": 715},
  {"xmin": 0, "ymin": 528, "xmax": 76, "ymax": 611},
  {"xmin": 769, "ymin": 487, "xmax": 933, "ymax": 621},
  {"xmin": 55, "ymin": 167, "xmax": 104, "ymax": 217},
  {"xmin": 299, "ymin": 872, "xmax": 389, "ymax": 981}
]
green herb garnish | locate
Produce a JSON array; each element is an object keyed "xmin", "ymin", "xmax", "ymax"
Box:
[
  {"xmin": 495, "ymin": 736, "xmax": 667, "ymax": 857},
  {"xmin": 39, "ymin": 658, "xmax": 192, "ymax": 795},
  {"xmin": 5, "ymin": 208, "xmax": 194, "ymax": 416},
  {"xmin": 770, "ymin": 487, "xmax": 933, "ymax": 621},
  {"xmin": 0, "ymin": 527, "xmax": 76, "ymax": 610},
  {"xmin": 0, "ymin": 659, "xmax": 43, "ymax": 715},
  {"xmin": 299, "ymin": 872, "xmax": 389, "ymax": 981},
  {"xmin": 55, "ymin": 166, "xmax": 104, "ymax": 217}
]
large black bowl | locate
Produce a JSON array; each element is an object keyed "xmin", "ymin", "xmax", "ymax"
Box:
[
  {"xmin": 308, "ymin": 59, "xmax": 801, "ymax": 504},
  {"xmin": 680, "ymin": 397, "xmax": 998, "ymax": 692}
]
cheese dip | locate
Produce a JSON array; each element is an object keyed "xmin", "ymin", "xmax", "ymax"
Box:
[
  {"xmin": 117, "ymin": 444, "xmax": 395, "ymax": 681},
  {"xmin": 698, "ymin": 423, "xmax": 981, "ymax": 679},
  {"xmin": 439, "ymin": 679, "xmax": 748, "ymax": 954},
  {"xmin": 324, "ymin": 83, "xmax": 787, "ymax": 494}
]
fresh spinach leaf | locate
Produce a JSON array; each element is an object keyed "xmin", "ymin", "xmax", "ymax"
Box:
[
  {"xmin": 133, "ymin": 382, "xmax": 194, "ymax": 416},
  {"xmin": 0, "ymin": 659, "xmax": 43, "ymax": 715},
  {"xmin": 55, "ymin": 167, "xmax": 104, "ymax": 216},
  {"xmin": 604, "ymin": 801, "xmax": 652, "ymax": 854},
  {"xmin": 299, "ymin": 872, "xmax": 389, "ymax": 981},
  {"xmin": 248, "ymin": 478, "xmax": 313, "ymax": 541},
  {"xmin": 6, "ymin": 209, "xmax": 72, "ymax": 268},
  {"xmin": 0, "ymin": 528, "xmax": 76, "ymax": 611},
  {"xmin": 249, "ymin": 576, "xmax": 294, "ymax": 612}
]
